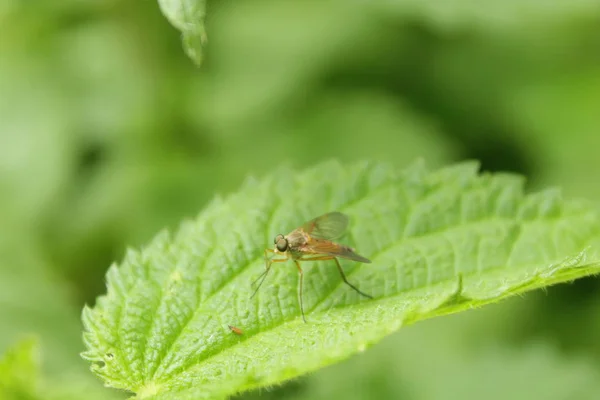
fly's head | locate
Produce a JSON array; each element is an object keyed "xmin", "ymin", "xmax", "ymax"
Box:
[{"xmin": 273, "ymin": 234, "xmax": 288, "ymax": 254}]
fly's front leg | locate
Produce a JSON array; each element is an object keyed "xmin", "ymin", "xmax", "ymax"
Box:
[
  {"xmin": 251, "ymin": 250, "xmax": 287, "ymax": 298},
  {"xmin": 253, "ymin": 248, "xmax": 276, "ymax": 286},
  {"xmin": 263, "ymin": 248, "xmax": 275, "ymax": 263}
]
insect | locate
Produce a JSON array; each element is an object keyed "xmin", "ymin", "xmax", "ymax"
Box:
[
  {"xmin": 251, "ymin": 211, "xmax": 372, "ymax": 322},
  {"xmin": 228, "ymin": 325, "xmax": 244, "ymax": 335}
]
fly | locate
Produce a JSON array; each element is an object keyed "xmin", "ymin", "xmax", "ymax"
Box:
[{"xmin": 251, "ymin": 211, "xmax": 372, "ymax": 322}]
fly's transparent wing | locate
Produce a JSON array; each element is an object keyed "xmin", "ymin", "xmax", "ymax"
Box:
[
  {"xmin": 301, "ymin": 239, "xmax": 371, "ymax": 263},
  {"xmin": 300, "ymin": 212, "xmax": 349, "ymax": 240}
]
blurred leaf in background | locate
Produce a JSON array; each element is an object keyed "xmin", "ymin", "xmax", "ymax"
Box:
[
  {"xmin": 0, "ymin": 338, "xmax": 39, "ymax": 400},
  {"xmin": 0, "ymin": 337, "xmax": 124, "ymax": 400},
  {"xmin": 1, "ymin": 0, "xmax": 600, "ymax": 398}
]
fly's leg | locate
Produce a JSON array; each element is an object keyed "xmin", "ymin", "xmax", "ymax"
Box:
[
  {"xmin": 332, "ymin": 257, "xmax": 372, "ymax": 299},
  {"xmin": 250, "ymin": 249, "xmax": 287, "ymax": 298},
  {"xmin": 294, "ymin": 260, "xmax": 306, "ymax": 323},
  {"xmin": 264, "ymin": 247, "xmax": 275, "ymax": 258},
  {"xmin": 251, "ymin": 248, "xmax": 276, "ymax": 289},
  {"xmin": 299, "ymin": 255, "xmax": 373, "ymax": 299}
]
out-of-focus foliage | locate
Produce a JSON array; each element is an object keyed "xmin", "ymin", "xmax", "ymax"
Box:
[
  {"xmin": 0, "ymin": 337, "xmax": 121, "ymax": 400},
  {"xmin": 0, "ymin": 338, "xmax": 39, "ymax": 400},
  {"xmin": 158, "ymin": 0, "xmax": 207, "ymax": 65},
  {"xmin": 1, "ymin": 0, "xmax": 600, "ymax": 398}
]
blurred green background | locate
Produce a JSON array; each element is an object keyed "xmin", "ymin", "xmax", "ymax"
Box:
[{"xmin": 2, "ymin": 0, "xmax": 600, "ymax": 398}]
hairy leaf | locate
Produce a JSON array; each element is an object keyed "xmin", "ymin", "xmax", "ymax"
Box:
[{"xmin": 82, "ymin": 161, "xmax": 600, "ymax": 399}]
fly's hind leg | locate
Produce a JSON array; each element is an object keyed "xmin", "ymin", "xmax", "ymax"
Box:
[
  {"xmin": 332, "ymin": 257, "xmax": 372, "ymax": 299},
  {"xmin": 299, "ymin": 255, "xmax": 373, "ymax": 299}
]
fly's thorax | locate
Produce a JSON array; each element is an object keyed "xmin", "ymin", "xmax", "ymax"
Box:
[{"xmin": 285, "ymin": 230, "xmax": 309, "ymax": 250}]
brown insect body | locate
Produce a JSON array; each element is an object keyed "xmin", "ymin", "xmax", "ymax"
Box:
[
  {"xmin": 285, "ymin": 230, "xmax": 370, "ymax": 264},
  {"xmin": 251, "ymin": 212, "xmax": 372, "ymax": 323},
  {"xmin": 280, "ymin": 229, "xmax": 308, "ymax": 259}
]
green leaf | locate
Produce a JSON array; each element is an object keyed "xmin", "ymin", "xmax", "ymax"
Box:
[
  {"xmin": 82, "ymin": 160, "xmax": 600, "ymax": 399},
  {"xmin": 0, "ymin": 337, "xmax": 39, "ymax": 400},
  {"xmin": 157, "ymin": 0, "xmax": 207, "ymax": 65}
]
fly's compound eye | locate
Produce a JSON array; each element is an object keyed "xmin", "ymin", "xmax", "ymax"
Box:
[
  {"xmin": 276, "ymin": 238, "xmax": 288, "ymax": 252},
  {"xmin": 274, "ymin": 234, "xmax": 284, "ymax": 245}
]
